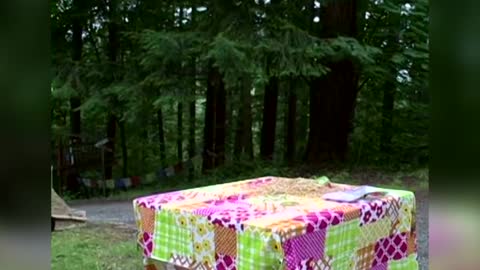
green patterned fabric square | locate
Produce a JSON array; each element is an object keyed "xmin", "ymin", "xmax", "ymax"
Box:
[
  {"xmin": 152, "ymin": 210, "xmax": 193, "ymax": 261},
  {"xmin": 388, "ymin": 254, "xmax": 419, "ymax": 270},
  {"xmin": 331, "ymin": 254, "xmax": 355, "ymax": 270},
  {"xmin": 237, "ymin": 230, "xmax": 282, "ymax": 270},
  {"xmin": 325, "ymin": 219, "xmax": 360, "ymax": 257}
]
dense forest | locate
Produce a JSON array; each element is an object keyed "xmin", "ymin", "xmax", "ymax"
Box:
[{"xmin": 50, "ymin": 0, "xmax": 429, "ymax": 194}]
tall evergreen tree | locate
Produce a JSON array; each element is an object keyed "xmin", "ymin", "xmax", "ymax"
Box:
[
  {"xmin": 202, "ymin": 65, "xmax": 226, "ymax": 172},
  {"xmin": 234, "ymin": 77, "xmax": 254, "ymax": 160},
  {"xmin": 50, "ymin": 0, "xmax": 430, "ymax": 192},
  {"xmin": 260, "ymin": 75, "xmax": 279, "ymax": 160},
  {"xmin": 69, "ymin": 0, "xmax": 85, "ymax": 142},
  {"xmin": 284, "ymin": 79, "xmax": 297, "ymax": 164},
  {"xmin": 306, "ymin": 0, "xmax": 360, "ymax": 163},
  {"xmin": 105, "ymin": 0, "xmax": 120, "ymax": 180}
]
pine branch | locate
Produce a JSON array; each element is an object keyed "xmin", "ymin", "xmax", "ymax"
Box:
[{"xmin": 357, "ymin": 77, "xmax": 370, "ymax": 92}]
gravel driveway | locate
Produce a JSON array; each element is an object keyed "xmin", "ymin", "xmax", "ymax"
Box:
[
  {"xmin": 71, "ymin": 191, "xmax": 428, "ymax": 269},
  {"xmin": 70, "ymin": 200, "xmax": 137, "ymax": 227}
]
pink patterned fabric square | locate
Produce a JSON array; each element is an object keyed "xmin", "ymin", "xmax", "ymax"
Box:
[
  {"xmin": 373, "ymin": 232, "xmax": 408, "ymax": 267},
  {"xmin": 142, "ymin": 232, "xmax": 154, "ymax": 257},
  {"xmin": 299, "ymin": 259, "xmax": 314, "ymax": 270},
  {"xmin": 205, "ymin": 194, "xmax": 250, "ymax": 206},
  {"xmin": 194, "ymin": 195, "xmax": 252, "ymax": 219},
  {"xmin": 134, "ymin": 191, "xmax": 185, "ymax": 210},
  {"xmin": 358, "ymin": 199, "xmax": 388, "ymax": 226},
  {"xmin": 371, "ymin": 262, "xmax": 388, "ymax": 270},
  {"xmin": 206, "ymin": 207, "xmax": 268, "ymax": 231},
  {"xmin": 282, "ymin": 229, "xmax": 327, "ymax": 270},
  {"xmin": 293, "ymin": 210, "xmax": 344, "ymax": 233},
  {"xmin": 195, "ymin": 195, "xmax": 253, "ymax": 217},
  {"xmin": 216, "ymin": 254, "xmax": 236, "ymax": 270},
  {"xmin": 194, "ymin": 207, "xmax": 221, "ymax": 217}
]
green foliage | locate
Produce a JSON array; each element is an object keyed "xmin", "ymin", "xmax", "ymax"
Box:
[
  {"xmin": 324, "ymin": 36, "xmax": 382, "ymax": 65},
  {"xmin": 139, "ymin": 30, "xmax": 202, "ymax": 71},
  {"xmin": 207, "ymin": 33, "xmax": 255, "ymax": 87},
  {"xmin": 50, "ymin": 0, "xmax": 429, "ymax": 194},
  {"xmin": 350, "ymin": 0, "xmax": 429, "ymax": 167}
]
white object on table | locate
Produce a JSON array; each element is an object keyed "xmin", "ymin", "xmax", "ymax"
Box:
[{"xmin": 322, "ymin": 185, "xmax": 386, "ymax": 202}]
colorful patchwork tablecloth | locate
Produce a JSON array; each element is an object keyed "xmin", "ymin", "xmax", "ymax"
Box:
[{"xmin": 133, "ymin": 177, "xmax": 418, "ymax": 270}]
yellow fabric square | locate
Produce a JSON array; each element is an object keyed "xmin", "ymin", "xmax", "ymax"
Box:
[
  {"xmin": 191, "ymin": 215, "xmax": 215, "ymax": 267},
  {"xmin": 359, "ymin": 218, "xmax": 391, "ymax": 245},
  {"xmin": 397, "ymin": 202, "xmax": 413, "ymax": 233}
]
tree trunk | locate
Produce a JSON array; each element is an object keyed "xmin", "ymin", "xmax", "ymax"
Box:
[
  {"xmin": 202, "ymin": 69, "xmax": 215, "ymax": 173},
  {"xmin": 69, "ymin": 98, "xmax": 81, "ymax": 140},
  {"xmin": 202, "ymin": 65, "xmax": 226, "ymax": 173},
  {"xmin": 177, "ymin": 102, "xmax": 183, "ymax": 162},
  {"xmin": 260, "ymin": 76, "xmax": 279, "ymax": 160},
  {"xmin": 214, "ymin": 69, "xmax": 226, "ymax": 168},
  {"xmin": 105, "ymin": 115, "xmax": 117, "ymax": 180},
  {"xmin": 305, "ymin": 0, "xmax": 359, "ymax": 164},
  {"xmin": 380, "ymin": 11, "xmax": 402, "ymax": 155},
  {"xmin": 105, "ymin": 0, "xmax": 119, "ymax": 179},
  {"xmin": 187, "ymin": 0, "xmax": 197, "ymax": 180},
  {"xmin": 139, "ymin": 126, "xmax": 148, "ymax": 174},
  {"xmin": 119, "ymin": 120, "xmax": 128, "ymax": 177},
  {"xmin": 296, "ymin": 87, "xmax": 308, "ymax": 160},
  {"xmin": 70, "ymin": 0, "xmax": 83, "ymax": 142},
  {"xmin": 380, "ymin": 80, "xmax": 395, "ymax": 153},
  {"xmin": 306, "ymin": 60, "xmax": 358, "ymax": 163},
  {"xmin": 188, "ymin": 86, "xmax": 196, "ymax": 179},
  {"xmin": 284, "ymin": 81, "xmax": 297, "ymax": 164},
  {"xmin": 157, "ymin": 108, "xmax": 166, "ymax": 167},
  {"xmin": 233, "ymin": 118, "xmax": 242, "ymax": 157},
  {"xmin": 244, "ymin": 85, "xmax": 254, "ymax": 160},
  {"xmin": 225, "ymin": 88, "xmax": 234, "ymax": 162},
  {"xmin": 234, "ymin": 78, "xmax": 254, "ymax": 160}
]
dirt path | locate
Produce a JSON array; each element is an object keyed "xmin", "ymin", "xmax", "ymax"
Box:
[{"xmin": 71, "ymin": 192, "xmax": 428, "ymax": 269}]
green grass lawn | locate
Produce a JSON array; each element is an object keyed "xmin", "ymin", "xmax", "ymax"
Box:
[{"xmin": 51, "ymin": 224, "xmax": 142, "ymax": 270}]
